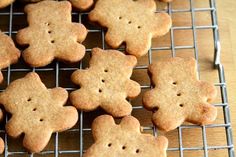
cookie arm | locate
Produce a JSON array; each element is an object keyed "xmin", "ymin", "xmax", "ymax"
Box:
[
  {"xmin": 49, "ymin": 87, "xmax": 68, "ymax": 106},
  {"xmin": 71, "ymin": 23, "xmax": 88, "ymax": 42},
  {"xmin": 16, "ymin": 28, "xmax": 32, "ymax": 45},
  {"xmin": 125, "ymin": 80, "xmax": 141, "ymax": 98}
]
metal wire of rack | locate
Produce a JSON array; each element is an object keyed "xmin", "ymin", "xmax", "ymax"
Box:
[{"xmin": 0, "ymin": 0, "xmax": 235, "ymax": 157}]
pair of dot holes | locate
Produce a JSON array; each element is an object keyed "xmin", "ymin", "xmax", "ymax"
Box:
[
  {"xmin": 108, "ymin": 143, "xmax": 140, "ymax": 153},
  {"xmin": 118, "ymin": 17, "xmax": 141, "ymax": 29}
]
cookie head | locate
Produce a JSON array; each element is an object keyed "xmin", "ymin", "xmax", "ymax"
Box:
[
  {"xmin": 70, "ymin": 48, "xmax": 141, "ymax": 117},
  {"xmin": 89, "ymin": 0, "xmax": 171, "ymax": 57},
  {"xmin": 0, "ymin": 72, "xmax": 78, "ymax": 153},
  {"xmin": 143, "ymin": 57, "xmax": 217, "ymax": 131},
  {"xmin": 84, "ymin": 115, "xmax": 168, "ymax": 157}
]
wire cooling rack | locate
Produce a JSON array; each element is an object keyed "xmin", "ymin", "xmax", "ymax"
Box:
[{"xmin": 0, "ymin": 0, "xmax": 235, "ymax": 157}]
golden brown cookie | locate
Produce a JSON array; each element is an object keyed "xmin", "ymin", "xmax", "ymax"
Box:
[
  {"xmin": 89, "ymin": 0, "xmax": 171, "ymax": 57},
  {"xmin": 84, "ymin": 115, "xmax": 168, "ymax": 157},
  {"xmin": 16, "ymin": 0, "xmax": 87, "ymax": 67},
  {"xmin": 70, "ymin": 0, "xmax": 93, "ymax": 10},
  {"xmin": 19, "ymin": 0, "xmax": 93, "ymax": 10},
  {"xmin": 0, "ymin": 31, "xmax": 21, "ymax": 83},
  {"xmin": 0, "ymin": 137, "xmax": 4, "ymax": 154},
  {"xmin": 0, "ymin": 72, "xmax": 78, "ymax": 153},
  {"xmin": 143, "ymin": 57, "xmax": 217, "ymax": 132},
  {"xmin": 0, "ymin": 108, "xmax": 4, "ymax": 154},
  {"xmin": 70, "ymin": 48, "xmax": 141, "ymax": 117},
  {"xmin": 0, "ymin": 0, "xmax": 14, "ymax": 8}
]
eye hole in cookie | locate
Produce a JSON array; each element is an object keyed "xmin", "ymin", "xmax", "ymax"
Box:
[
  {"xmin": 122, "ymin": 146, "xmax": 126, "ymax": 150},
  {"xmin": 104, "ymin": 69, "xmax": 108, "ymax": 73},
  {"xmin": 108, "ymin": 143, "xmax": 112, "ymax": 147},
  {"xmin": 179, "ymin": 104, "xmax": 184, "ymax": 107},
  {"xmin": 136, "ymin": 149, "xmax": 140, "ymax": 153},
  {"xmin": 27, "ymin": 98, "xmax": 32, "ymax": 102},
  {"xmin": 32, "ymin": 108, "xmax": 37, "ymax": 111},
  {"xmin": 119, "ymin": 16, "xmax": 122, "ymax": 20},
  {"xmin": 51, "ymin": 40, "xmax": 55, "ymax": 43},
  {"xmin": 39, "ymin": 118, "xmax": 44, "ymax": 122},
  {"xmin": 152, "ymin": 107, "xmax": 159, "ymax": 113},
  {"xmin": 137, "ymin": 26, "xmax": 141, "ymax": 29}
]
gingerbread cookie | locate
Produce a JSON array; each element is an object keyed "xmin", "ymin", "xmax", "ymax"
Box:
[
  {"xmin": 84, "ymin": 115, "xmax": 168, "ymax": 157},
  {"xmin": 0, "ymin": 31, "xmax": 21, "ymax": 83},
  {"xmin": 19, "ymin": 0, "xmax": 93, "ymax": 10},
  {"xmin": 0, "ymin": 108, "xmax": 4, "ymax": 154},
  {"xmin": 0, "ymin": 72, "xmax": 78, "ymax": 153},
  {"xmin": 16, "ymin": 0, "xmax": 87, "ymax": 67},
  {"xmin": 143, "ymin": 57, "xmax": 217, "ymax": 132},
  {"xmin": 70, "ymin": 48, "xmax": 140, "ymax": 117},
  {"xmin": 89, "ymin": 0, "xmax": 171, "ymax": 57},
  {"xmin": 0, "ymin": 0, "xmax": 14, "ymax": 8}
]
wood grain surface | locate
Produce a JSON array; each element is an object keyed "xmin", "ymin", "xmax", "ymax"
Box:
[{"xmin": 0, "ymin": 0, "xmax": 235, "ymax": 157}]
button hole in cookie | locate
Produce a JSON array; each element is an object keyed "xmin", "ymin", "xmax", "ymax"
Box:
[
  {"xmin": 104, "ymin": 69, "xmax": 108, "ymax": 72},
  {"xmin": 108, "ymin": 143, "xmax": 112, "ymax": 147},
  {"xmin": 152, "ymin": 107, "xmax": 159, "ymax": 113},
  {"xmin": 99, "ymin": 89, "xmax": 102, "ymax": 93},
  {"xmin": 179, "ymin": 104, "xmax": 184, "ymax": 107},
  {"xmin": 122, "ymin": 146, "xmax": 126, "ymax": 150},
  {"xmin": 40, "ymin": 118, "xmax": 44, "ymax": 122},
  {"xmin": 137, "ymin": 26, "xmax": 141, "ymax": 29},
  {"xmin": 48, "ymin": 30, "xmax": 52, "ymax": 34},
  {"xmin": 101, "ymin": 79, "xmax": 105, "ymax": 83},
  {"xmin": 177, "ymin": 93, "xmax": 182, "ymax": 96},
  {"xmin": 51, "ymin": 40, "xmax": 55, "ymax": 43},
  {"xmin": 128, "ymin": 21, "xmax": 132, "ymax": 24},
  {"xmin": 27, "ymin": 98, "xmax": 31, "ymax": 102},
  {"xmin": 119, "ymin": 16, "xmax": 122, "ymax": 20},
  {"xmin": 173, "ymin": 81, "xmax": 177, "ymax": 85},
  {"xmin": 136, "ymin": 149, "xmax": 140, "ymax": 153},
  {"xmin": 33, "ymin": 108, "xmax": 37, "ymax": 111}
]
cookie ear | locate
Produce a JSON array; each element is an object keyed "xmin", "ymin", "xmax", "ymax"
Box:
[
  {"xmin": 92, "ymin": 47, "xmax": 103, "ymax": 56},
  {"xmin": 25, "ymin": 72, "xmax": 41, "ymax": 82},
  {"xmin": 91, "ymin": 115, "xmax": 116, "ymax": 141},
  {"xmin": 136, "ymin": 0, "xmax": 156, "ymax": 11},
  {"xmin": 120, "ymin": 116, "xmax": 141, "ymax": 133}
]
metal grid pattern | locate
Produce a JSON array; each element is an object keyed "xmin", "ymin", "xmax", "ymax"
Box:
[{"xmin": 0, "ymin": 0, "xmax": 235, "ymax": 157}]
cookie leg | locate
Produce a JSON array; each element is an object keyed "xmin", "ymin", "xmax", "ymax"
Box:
[
  {"xmin": 101, "ymin": 99, "xmax": 132, "ymax": 117},
  {"xmin": 70, "ymin": 89, "xmax": 100, "ymax": 111},
  {"xmin": 187, "ymin": 103, "xmax": 217, "ymax": 125},
  {"xmin": 22, "ymin": 47, "xmax": 55, "ymax": 67},
  {"xmin": 23, "ymin": 130, "xmax": 52, "ymax": 153},
  {"xmin": 105, "ymin": 29, "xmax": 124, "ymax": 48},
  {"xmin": 152, "ymin": 108, "xmax": 185, "ymax": 132}
]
